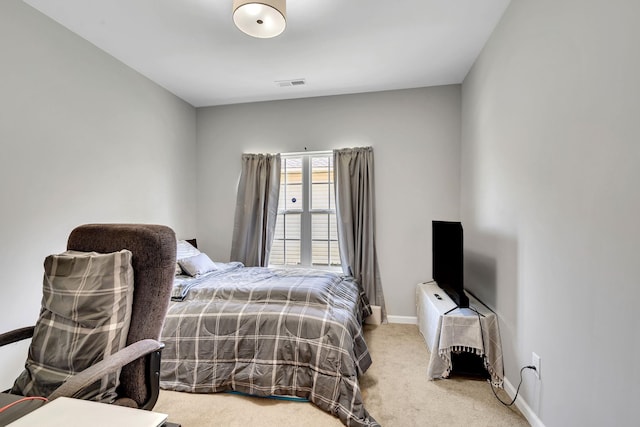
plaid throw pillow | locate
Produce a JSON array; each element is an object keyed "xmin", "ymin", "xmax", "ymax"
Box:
[{"xmin": 12, "ymin": 250, "xmax": 134, "ymax": 402}]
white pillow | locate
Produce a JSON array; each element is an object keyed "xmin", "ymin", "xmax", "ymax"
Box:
[
  {"xmin": 178, "ymin": 253, "xmax": 217, "ymax": 277},
  {"xmin": 176, "ymin": 240, "xmax": 201, "ymax": 260}
]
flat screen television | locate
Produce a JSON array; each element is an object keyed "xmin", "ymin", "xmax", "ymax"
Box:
[{"xmin": 432, "ymin": 220, "xmax": 469, "ymax": 308}]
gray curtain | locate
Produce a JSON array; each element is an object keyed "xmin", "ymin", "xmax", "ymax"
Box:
[
  {"xmin": 334, "ymin": 147, "xmax": 386, "ymax": 322},
  {"xmin": 230, "ymin": 153, "xmax": 281, "ymax": 267}
]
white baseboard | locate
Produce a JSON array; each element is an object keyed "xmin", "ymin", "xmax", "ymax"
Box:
[
  {"xmin": 503, "ymin": 377, "xmax": 545, "ymax": 427},
  {"xmin": 386, "ymin": 315, "xmax": 417, "ymax": 324}
]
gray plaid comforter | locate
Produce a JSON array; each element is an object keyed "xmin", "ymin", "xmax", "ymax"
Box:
[{"xmin": 160, "ymin": 266, "xmax": 379, "ymax": 427}]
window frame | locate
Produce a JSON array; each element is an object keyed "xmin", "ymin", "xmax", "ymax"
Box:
[{"xmin": 271, "ymin": 152, "xmax": 341, "ymax": 270}]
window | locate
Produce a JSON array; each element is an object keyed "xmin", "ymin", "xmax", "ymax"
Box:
[{"xmin": 270, "ymin": 153, "xmax": 340, "ymax": 268}]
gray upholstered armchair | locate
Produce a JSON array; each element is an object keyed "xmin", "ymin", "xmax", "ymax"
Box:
[{"xmin": 0, "ymin": 224, "xmax": 176, "ymax": 413}]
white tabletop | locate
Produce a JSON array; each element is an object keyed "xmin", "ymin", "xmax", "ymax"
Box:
[{"xmin": 7, "ymin": 397, "xmax": 167, "ymax": 427}]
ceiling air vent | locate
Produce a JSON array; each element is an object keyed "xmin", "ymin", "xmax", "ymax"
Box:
[{"xmin": 276, "ymin": 78, "xmax": 306, "ymax": 87}]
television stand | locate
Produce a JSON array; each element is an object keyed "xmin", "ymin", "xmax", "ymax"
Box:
[
  {"xmin": 443, "ymin": 305, "xmax": 484, "ymax": 316},
  {"xmin": 416, "ymin": 281, "xmax": 504, "ymax": 386}
]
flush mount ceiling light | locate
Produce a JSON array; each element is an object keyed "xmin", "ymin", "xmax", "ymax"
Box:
[{"xmin": 233, "ymin": 0, "xmax": 286, "ymax": 39}]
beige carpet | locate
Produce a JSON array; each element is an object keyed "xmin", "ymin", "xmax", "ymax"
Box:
[{"xmin": 155, "ymin": 323, "xmax": 529, "ymax": 426}]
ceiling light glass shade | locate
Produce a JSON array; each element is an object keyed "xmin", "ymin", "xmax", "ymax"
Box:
[{"xmin": 233, "ymin": 0, "xmax": 286, "ymax": 38}]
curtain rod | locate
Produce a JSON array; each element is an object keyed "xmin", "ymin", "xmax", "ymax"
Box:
[{"xmin": 281, "ymin": 149, "xmax": 333, "ymax": 157}]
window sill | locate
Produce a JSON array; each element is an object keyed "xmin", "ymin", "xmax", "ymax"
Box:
[{"xmin": 268, "ymin": 264, "xmax": 343, "ymax": 273}]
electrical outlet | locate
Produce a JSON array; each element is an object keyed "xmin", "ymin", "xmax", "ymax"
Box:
[{"xmin": 532, "ymin": 352, "xmax": 541, "ymax": 379}]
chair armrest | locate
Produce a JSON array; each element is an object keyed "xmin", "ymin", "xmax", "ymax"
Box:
[
  {"xmin": 0, "ymin": 326, "xmax": 35, "ymax": 347},
  {"xmin": 48, "ymin": 339, "xmax": 164, "ymax": 401}
]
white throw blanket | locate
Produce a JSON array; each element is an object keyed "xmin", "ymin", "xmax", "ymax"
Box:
[{"xmin": 427, "ymin": 305, "xmax": 504, "ymax": 387}]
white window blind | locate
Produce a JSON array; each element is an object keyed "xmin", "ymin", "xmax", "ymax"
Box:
[{"xmin": 271, "ymin": 153, "xmax": 340, "ymax": 268}]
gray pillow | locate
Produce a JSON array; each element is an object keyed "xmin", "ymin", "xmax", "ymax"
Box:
[
  {"xmin": 178, "ymin": 252, "xmax": 217, "ymax": 277},
  {"xmin": 176, "ymin": 240, "xmax": 201, "ymax": 275},
  {"xmin": 12, "ymin": 250, "xmax": 134, "ymax": 402}
]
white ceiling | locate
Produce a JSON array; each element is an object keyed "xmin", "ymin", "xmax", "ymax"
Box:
[{"xmin": 23, "ymin": 0, "xmax": 511, "ymax": 108}]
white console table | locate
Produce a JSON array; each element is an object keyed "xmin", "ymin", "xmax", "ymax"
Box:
[{"xmin": 416, "ymin": 282, "xmax": 504, "ymax": 386}]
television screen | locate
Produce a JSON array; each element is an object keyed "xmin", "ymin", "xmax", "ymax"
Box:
[{"xmin": 432, "ymin": 220, "xmax": 468, "ymax": 308}]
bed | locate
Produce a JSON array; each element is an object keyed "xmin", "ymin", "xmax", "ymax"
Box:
[{"xmin": 159, "ymin": 241, "xmax": 379, "ymax": 427}]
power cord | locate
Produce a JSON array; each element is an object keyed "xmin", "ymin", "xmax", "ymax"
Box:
[
  {"xmin": 0, "ymin": 396, "xmax": 48, "ymax": 413},
  {"xmin": 489, "ymin": 365, "xmax": 537, "ymax": 407},
  {"xmin": 467, "ymin": 304, "xmax": 537, "ymax": 407}
]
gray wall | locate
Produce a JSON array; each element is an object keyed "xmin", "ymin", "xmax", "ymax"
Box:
[
  {"xmin": 0, "ymin": 0, "xmax": 197, "ymax": 367},
  {"xmin": 8, "ymin": 1, "xmax": 637, "ymax": 424},
  {"xmin": 461, "ymin": 0, "xmax": 639, "ymax": 425},
  {"xmin": 196, "ymin": 86, "xmax": 462, "ymax": 319}
]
